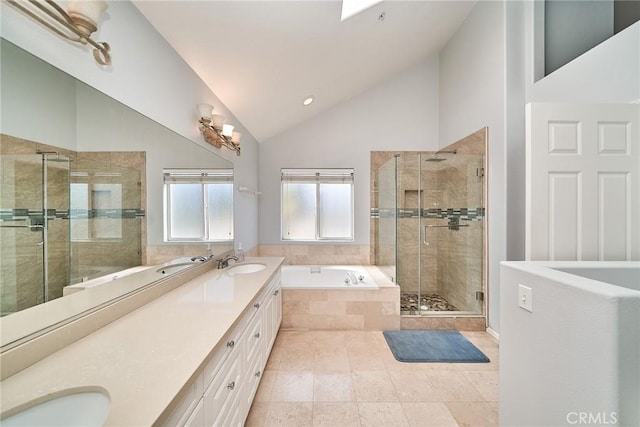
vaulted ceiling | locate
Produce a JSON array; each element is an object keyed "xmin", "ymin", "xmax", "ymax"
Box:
[{"xmin": 133, "ymin": 1, "xmax": 476, "ymax": 142}]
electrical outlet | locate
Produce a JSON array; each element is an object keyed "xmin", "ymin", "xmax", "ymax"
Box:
[{"xmin": 518, "ymin": 284, "xmax": 533, "ymax": 312}]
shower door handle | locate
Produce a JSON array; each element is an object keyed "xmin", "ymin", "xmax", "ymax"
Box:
[
  {"xmin": 423, "ymin": 224, "xmax": 448, "ymax": 244},
  {"xmin": 423, "ymin": 224, "xmax": 468, "ymax": 244}
]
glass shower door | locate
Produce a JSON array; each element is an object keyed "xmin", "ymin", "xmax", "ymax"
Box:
[
  {"xmin": 42, "ymin": 152, "xmax": 71, "ymax": 302},
  {"xmin": 419, "ymin": 152, "xmax": 485, "ymax": 314},
  {"xmin": 0, "ymin": 154, "xmax": 45, "ymax": 315},
  {"xmin": 375, "ymin": 155, "xmax": 397, "ymax": 282}
]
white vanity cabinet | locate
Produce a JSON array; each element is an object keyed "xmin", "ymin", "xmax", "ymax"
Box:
[{"xmin": 160, "ymin": 269, "xmax": 281, "ymax": 427}]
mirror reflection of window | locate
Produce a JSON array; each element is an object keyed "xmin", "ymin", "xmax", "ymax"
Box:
[{"xmin": 164, "ymin": 169, "xmax": 234, "ymax": 242}]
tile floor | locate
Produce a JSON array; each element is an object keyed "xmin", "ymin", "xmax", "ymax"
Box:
[{"xmin": 246, "ymin": 330, "xmax": 499, "ymax": 427}]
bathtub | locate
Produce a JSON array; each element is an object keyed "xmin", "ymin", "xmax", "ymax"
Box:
[
  {"xmin": 500, "ymin": 261, "xmax": 640, "ymax": 427},
  {"xmin": 280, "ymin": 265, "xmax": 399, "ymax": 330},
  {"xmin": 281, "ymin": 265, "xmax": 379, "ymax": 290}
]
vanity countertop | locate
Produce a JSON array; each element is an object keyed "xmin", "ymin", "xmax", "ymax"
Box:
[{"xmin": 0, "ymin": 257, "xmax": 284, "ymax": 426}]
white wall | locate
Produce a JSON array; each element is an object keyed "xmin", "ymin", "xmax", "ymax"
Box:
[
  {"xmin": 526, "ymin": 9, "xmax": 640, "ymax": 103},
  {"xmin": 438, "ymin": 0, "xmax": 506, "ymax": 333},
  {"xmin": 0, "ymin": 0, "xmax": 260, "ymax": 251},
  {"xmin": 0, "ymin": 39, "xmax": 77, "ymax": 150},
  {"xmin": 259, "ymin": 57, "xmax": 440, "ymax": 245},
  {"xmin": 504, "ymin": 6, "xmax": 640, "ymax": 265},
  {"xmin": 500, "ymin": 262, "xmax": 639, "ymax": 426}
]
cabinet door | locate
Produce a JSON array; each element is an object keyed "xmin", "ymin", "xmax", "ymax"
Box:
[
  {"xmin": 263, "ymin": 290, "xmax": 275, "ymax": 355},
  {"xmin": 204, "ymin": 349, "xmax": 243, "ymax": 427},
  {"xmin": 245, "ymin": 315, "xmax": 263, "ymax": 368},
  {"xmin": 244, "ymin": 353, "xmax": 264, "ymax": 412},
  {"xmin": 184, "ymin": 399, "xmax": 205, "ymax": 427},
  {"xmin": 161, "ymin": 374, "xmax": 203, "ymax": 427},
  {"xmin": 265, "ymin": 282, "xmax": 282, "ymax": 354}
]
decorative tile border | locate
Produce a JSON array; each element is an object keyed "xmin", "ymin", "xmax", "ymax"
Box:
[
  {"xmin": 371, "ymin": 207, "xmax": 485, "ymax": 221},
  {"xmin": 0, "ymin": 208, "xmax": 145, "ymax": 222}
]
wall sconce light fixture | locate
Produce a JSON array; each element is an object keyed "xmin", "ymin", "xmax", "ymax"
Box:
[
  {"xmin": 197, "ymin": 104, "xmax": 241, "ymax": 156},
  {"xmin": 7, "ymin": 0, "xmax": 111, "ymax": 65}
]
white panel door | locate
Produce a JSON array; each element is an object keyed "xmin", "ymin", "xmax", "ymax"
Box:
[{"xmin": 526, "ymin": 103, "xmax": 639, "ymax": 261}]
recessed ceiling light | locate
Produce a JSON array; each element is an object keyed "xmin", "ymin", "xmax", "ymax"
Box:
[{"xmin": 303, "ymin": 96, "xmax": 314, "ymax": 106}]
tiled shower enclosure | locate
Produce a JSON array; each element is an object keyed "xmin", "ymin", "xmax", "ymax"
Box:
[{"xmin": 371, "ymin": 128, "xmax": 487, "ymax": 317}]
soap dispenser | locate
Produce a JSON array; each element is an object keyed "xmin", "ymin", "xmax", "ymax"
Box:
[{"xmin": 236, "ymin": 243, "xmax": 245, "ymax": 262}]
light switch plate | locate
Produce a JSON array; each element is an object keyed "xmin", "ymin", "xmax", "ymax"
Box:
[{"xmin": 518, "ymin": 284, "xmax": 533, "ymax": 312}]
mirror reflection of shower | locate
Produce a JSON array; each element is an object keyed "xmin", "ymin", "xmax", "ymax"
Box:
[
  {"xmin": 0, "ymin": 144, "xmax": 143, "ymax": 316},
  {"xmin": 36, "ymin": 150, "xmax": 73, "ymax": 306}
]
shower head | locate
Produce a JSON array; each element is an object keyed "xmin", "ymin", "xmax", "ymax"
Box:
[
  {"xmin": 36, "ymin": 150, "xmax": 73, "ymax": 162},
  {"xmin": 424, "ymin": 149, "xmax": 456, "ymax": 162}
]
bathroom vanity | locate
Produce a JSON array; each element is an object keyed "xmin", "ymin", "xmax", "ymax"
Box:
[{"xmin": 0, "ymin": 257, "xmax": 284, "ymax": 426}]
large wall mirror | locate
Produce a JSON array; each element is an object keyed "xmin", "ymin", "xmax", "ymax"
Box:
[{"xmin": 0, "ymin": 39, "xmax": 233, "ymax": 348}]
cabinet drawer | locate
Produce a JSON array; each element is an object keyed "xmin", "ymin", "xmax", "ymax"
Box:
[{"xmin": 204, "ymin": 347, "xmax": 243, "ymax": 427}]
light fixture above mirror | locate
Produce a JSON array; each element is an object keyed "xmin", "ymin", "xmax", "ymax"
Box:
[
  {"xmin": 197, "ymin": 104, "xmax": 241, "ymax": 156},
  {"xmin": 7, "ymin": 0, "xmax": 111, "ymax": 65}
]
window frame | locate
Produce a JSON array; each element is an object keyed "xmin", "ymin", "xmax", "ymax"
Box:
[
  {"xmin": 280, "ymin": 168, "xmax": 355, "ymax": 242},
  {"xmin": 163, "ymin": 169, "xmax": 234, "ymax": 243}
]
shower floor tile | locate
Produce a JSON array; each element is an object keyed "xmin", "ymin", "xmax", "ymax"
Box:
[{"xmin": 401, "ymin": 292, "xmax": 458, "ymax": 313}]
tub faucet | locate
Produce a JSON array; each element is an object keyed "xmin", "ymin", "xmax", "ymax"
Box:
[
  {"xmin": 191, "ymin": 256, "xmax": 207, "ymax": 262},
  {"xmin": 346, "ymin": 271, "xmax": 358, "ymax": 285},
  {"xmin": 217, "ymin": 255, "xmax": 239, "ymax": 269}
]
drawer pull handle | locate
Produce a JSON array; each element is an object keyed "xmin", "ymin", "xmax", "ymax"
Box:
[
  {"xmin": 254, "ymin": 371, "xmax": 261, "ymax": 378},
  {"xmin": 254, "ymin": 303, "xmax": 260, "ymax": 309},
  {"xmin": 273, "ymin": 290, "xmax": 279, "ymax": 296},
  {"xmin": 227, "ymin": 381, "xmax": 235, "ymax": 390},
  {"xmin": 254, "ymin": 332, "xmax": 261, "ymax": 339},
  {"xmin": 227, "ymin": 340, "xmax": 235, "ymax": 349}
]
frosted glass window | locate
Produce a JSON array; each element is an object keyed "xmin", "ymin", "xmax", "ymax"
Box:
[
  {"xmin": 163, "ymin": 169, "xmax": 233, "ymax": 242},
  {"xmin": 282, "ymin": 183, "xmax": 317, "ymax": 239},
  {"xmin": 207, "ymin": 183, "xmax": 234, "ymax": 240},
  {"xmin": 169, "ymin": 184, "xmax": 205, "ymax": 239},
  {"xmin": 281, "ymin": 169, "xmax": 354, "ymax": 241},
  {"xmin": 319, "ymin": 183, "xmax": 353, "ymax": 239}
]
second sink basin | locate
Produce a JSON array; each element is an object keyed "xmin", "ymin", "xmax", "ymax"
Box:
[
  {"xmin": 227, "ymin": 263, "xmax": 266, "ymax": 275},
  {"xmin": 0, "ymin": 389, "xmax": 110, "ymax": 427}
]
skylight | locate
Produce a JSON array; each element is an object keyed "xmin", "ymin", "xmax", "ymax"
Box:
[{"xmin": 341, "ymin": 0, "xmax": 384, "ymax": 21}]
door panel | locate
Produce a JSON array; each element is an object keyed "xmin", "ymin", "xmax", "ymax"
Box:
[{"xmin": 526, "ymin": 103, "xmax": 639, "ymax": 261}]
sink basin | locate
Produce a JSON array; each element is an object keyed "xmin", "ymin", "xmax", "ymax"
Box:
[
  {"xmin": 155, "ymin": 262, "xmax": 198, "ymax": 274},
  {"xmin": 227, "ymin": 263, "xmax": 266, "ymax": 275},
  {"xmin": 0, "ymin": 390, "xmax": 110, "ymax": 427}
]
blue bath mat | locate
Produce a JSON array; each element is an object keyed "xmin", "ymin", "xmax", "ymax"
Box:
[{"xmin": 383, "ymin": 330, "xmax": 490, "ymax": 363}]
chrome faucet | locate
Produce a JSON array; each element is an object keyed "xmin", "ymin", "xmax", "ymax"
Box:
[
  {"xmin": 217, "ymin": 255, "xmax": 239, "ymax": 269},
  {"xmin": 346, "ymin": 271, "xmax": 358, "ymax": 285}
]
